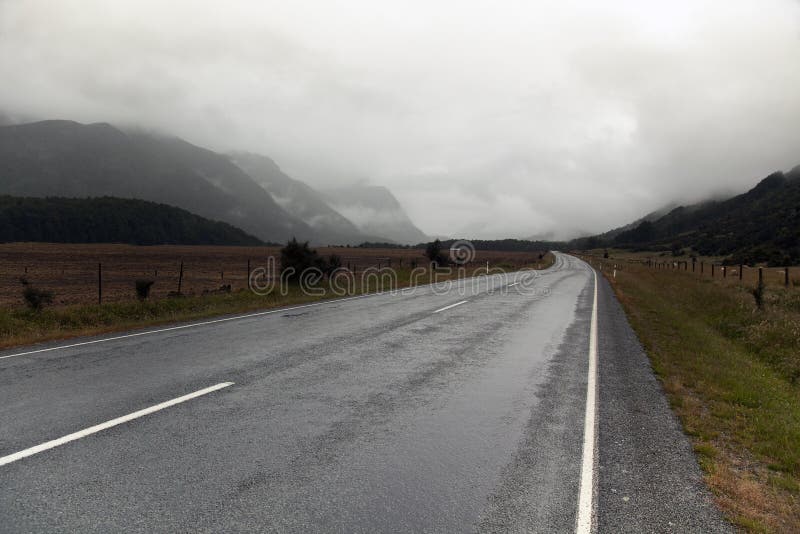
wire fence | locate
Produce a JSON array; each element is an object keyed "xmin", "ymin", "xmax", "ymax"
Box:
[
  {"xmin": 0, "ymin": 243, "xmax": 544, "ymax": 308},
  {"xmin": 580, "ymin": 253, "xmax": 800, "ymax": 289}
]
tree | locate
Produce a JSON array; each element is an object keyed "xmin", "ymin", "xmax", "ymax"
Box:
[
  {"xmin": 280, "ymin": 238, "xmax": 321, "ymax": 282},
  {"xmin": 425, "ymin": 239, "xmax": 448, "ymax": 267}
]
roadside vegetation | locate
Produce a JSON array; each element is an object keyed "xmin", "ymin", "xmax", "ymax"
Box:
[
  {"xmin": 590, "ymin": 253, "xmax": 800, "ymax": 531},
  {"xmin": 0, "ymin": 245, "xmax": 553, "ymax": 351}
]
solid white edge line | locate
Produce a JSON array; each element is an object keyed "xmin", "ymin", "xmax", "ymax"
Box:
[
  {"xmin": 0, "ymin": 294, "xmax": 376, "ymax": 360},
  {"xmin": 0, "ymin": 382, "xmax": 234, "ymax": 467},
  {"xmin": 0, "ymin": 269, "xmax": 536, "ymax": 362},
  {"xmin": 576, "ymin": 267, "xmax": 598, "ymax": 533},
  {"xmin": 431, "ymin": 300, "xmax": 469, "ymax": 314}
]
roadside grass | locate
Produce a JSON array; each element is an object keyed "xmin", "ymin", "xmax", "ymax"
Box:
[
  {"xmin": 598, "ymin": 260, "xmax": 800, "ymax": 531},
  {"xmin": 0, "ymin": 254, "xmax": 554, "ymax": 350}
]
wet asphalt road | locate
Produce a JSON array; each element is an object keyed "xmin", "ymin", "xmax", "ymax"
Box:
[{"xmin": 0, "ymin": 253, "xmax": 729, "ymax": 532}]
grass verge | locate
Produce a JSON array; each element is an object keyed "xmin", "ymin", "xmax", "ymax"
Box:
[{"xmin": 598, "ymin": 260, "xmax": 800, "ymax": 531}]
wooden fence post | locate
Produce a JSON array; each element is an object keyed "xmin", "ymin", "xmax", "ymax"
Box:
[
  {"xmin": 723, "ymin": 265, "xmax": 726, "ymax": 278},
  {"xmin": 98, "ymin": 262, "xmax": 102, "ymax": 304},
  {"xmin": 711, "ymin": 264, "xmax": 715, "ymax": 277},
  {"xmin": 759, "ymin": 267, "xmax": 763, "ymax": 286},
  {"xmin": 739, "ymin": 264, "xmax": 743, "ymax": 281},
  {"xmin": 701, "ymin": 262, "xmax": 704, "ymax": 274},
  {"xmin": 785, "ymin": 267, "xmax": 790, "ymax": 287},
  {"xmin": 178, "ymin": 261, "xmax": 184, "ymax": 294}
]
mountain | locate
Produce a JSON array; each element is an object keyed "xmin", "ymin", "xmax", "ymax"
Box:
[
  {"xmin": 0, "ymin": 120, "xmax": 315, "ymax": 243},
  {"xmin": 0, "ymin": 196, "xmax": 263, "ymax": 245},
  {"xmin": 590, "ymin": 166, "xmax": 800, "ymax": 265},
  {"xmin": 228, "ymin": 152, "xmax": 382, "ymax": 244},
  {"xmin": 322, "ymin": 185, "xmax": 429, "ymax": 245},
  {"xmin": 595, "ymin": 203, "xmax": 679, "ymax": 242}
]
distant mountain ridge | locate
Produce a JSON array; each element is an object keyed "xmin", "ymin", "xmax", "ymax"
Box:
[
  {"xmin": 0, "ymin": 196, "xmax": 264, "ymax": 245},
  {"xmin": 580, "ymin": 165, "xmax": 800, "ymax": 265},
  {"xmin": 228, "ymin": 152, "xmax": 385, "ymax": 244},
  {"xmin": 322, "ymin": 185, "xmax": 429, "ymax": 245},
  {"xmin": 0, "ymin": 119, "xmax": 427, "ymax": 246},
  {"xmin": 0, "ymin": 120, "xmax": 317, "ymax": 243}
]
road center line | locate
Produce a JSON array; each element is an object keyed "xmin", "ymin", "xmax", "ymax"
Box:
[
  {"xmin": 576, "ymin": 268, "xmax": 599, "ymax": 533},
  {"xmin": 432, "ymin": 300, "xmax": 469, "ymax": 314},
  {"xmin": 0, "ymin": 382, "xmax": 234, "ymax": 467}
]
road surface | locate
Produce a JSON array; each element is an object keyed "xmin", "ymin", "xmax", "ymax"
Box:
[{"xmin": 0, "ymin": 253, "xmax": 729, "ymax": 532}]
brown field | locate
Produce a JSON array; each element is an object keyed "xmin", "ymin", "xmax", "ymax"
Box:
[
  {"xmin": 0, "ymin": 243, "xmax": 545, "ymax": 308},
  {"xmin": 583, "ymin": 249, "xmax": 800, "ymax": 289}
]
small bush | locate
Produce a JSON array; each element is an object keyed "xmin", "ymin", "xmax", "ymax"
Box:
[
  {"xmin": 424, "ymin": 239, "xmax": 448, "ymax": 267},
  {"xmin": 326, "ymin": 254, "xmax": 342, "ymax": 274},
  {"xmin": 135, "ymin": 279, "xmax": 155, "ymax": 300},
  {"xmin": 281, "ymin": 238, "xmax": 323, "ymax": 282},
  {"xmin": 752, "ymin": 279, "xmax": 766, "ymax": 309},
  {"xmin": 23, "ymin": 286, "xmax": 54, "ymax": 311}
]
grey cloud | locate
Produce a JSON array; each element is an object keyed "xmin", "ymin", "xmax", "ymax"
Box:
[{"xmin": 1, "ymin": 0, "xmax": 799, "ymax": 239}]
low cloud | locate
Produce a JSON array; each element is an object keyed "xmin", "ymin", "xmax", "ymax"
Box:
[{"xmin": 2, "ymin": 0, "xmax": 799, "ymax": 238}]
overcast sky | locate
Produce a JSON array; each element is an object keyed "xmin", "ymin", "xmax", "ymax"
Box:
[{"xmin": 2, "ymin": 0, "xmax": 799, "ymax": 239}]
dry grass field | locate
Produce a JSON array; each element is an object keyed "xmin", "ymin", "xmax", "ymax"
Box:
[
  {"xmin": 582, "ymin": 252, "xmax": 800, "ymax": 531},
  {"xmin": 591, "ymin": 248, "xmax": 800, "ymax": 289},
  {"xmin": 0, "ymin": 243, "xmax": 545, "ymax": 309}
]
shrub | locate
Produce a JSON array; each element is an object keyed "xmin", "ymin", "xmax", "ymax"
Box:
[
  {"xmin": 752, "ymin": 279, "xmax": 766, "ymax": 309},
  {"xmin": 135, "ymin": 279, "xmax": 155, "ymax": 300},
  {"xmin": 424, "ymin": 239, "xmax": 448, "ymax": 267},
  {"xmin": 23, "ymin": 286, "xmax": 54, "ymax": 311},
  {"xmin": 281, "ymin": 238, "xmax": 322, "ymax": 282},
  {"xmin": 327, "ymin": 254, "xmax": 342, "ymax": 273}
]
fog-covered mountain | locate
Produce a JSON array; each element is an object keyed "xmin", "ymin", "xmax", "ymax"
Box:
[
  {"xmin": 0, "ymin": 119, "xmax": 432, "ymax": 246},
  {"xmin": 0, "ymin": 120, "xmax": 317, "ymax": 243},
  {"xmin": 592, "ymin": 203, "xmax": 679, "ymax": 243},
  {"xmin": 322, "ymin": 185, "xmax": 429, "ymax": 245},
  {"xmin": 228, "ymin": 152, "xmax": 385, "ymax": 245},
  {"xmin": 579, "ymin": 166, "xmax": 800, "ymax": 265},
  {"xmin": 0, "ymin": 195, "xmax": 264, "ymax": 246}
]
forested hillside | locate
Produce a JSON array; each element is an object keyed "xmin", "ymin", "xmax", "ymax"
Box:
[
  {"xmin": 0, "ymin": 120, "xmax": 312, "ymax": 243},
  {"xmin": 597, "ymin": 166, "xmax": 800, "ymax": 265},
  {"xmin": 0, "ymin": 196, "xmax": 264, "ymax": 245}
]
